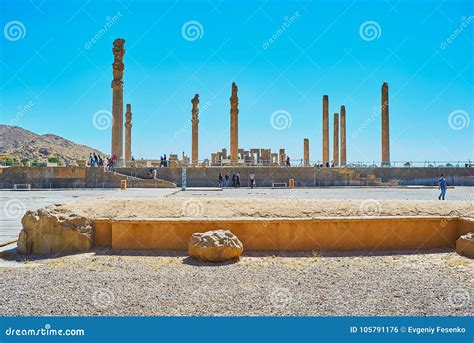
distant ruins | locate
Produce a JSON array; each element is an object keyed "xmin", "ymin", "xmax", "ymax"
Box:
[{"xmin": 109, "ymin": 38, "xmax": 391, "ymax": 167}]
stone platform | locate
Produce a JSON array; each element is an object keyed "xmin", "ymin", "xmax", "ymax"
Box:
[{"xmin": 15, "ymin": 197, "xmax": 474, "ymax": 255}]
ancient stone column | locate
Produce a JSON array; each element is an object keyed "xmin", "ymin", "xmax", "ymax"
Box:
[
  {"xmin": 111, "ymin": 38, "xmax": 125, "ymax": 165},
  {"xmin": 333, "ymin": 112, "xmax": 339, "ymax": 166},
  {"xmin": 125, "ymin": 104, "xmax": 132, "ymax": 162},
  {"xmin": 279, "ymin": 148, "xmax": 286, "ymax": 166},
  {"xmin": 230, "ymin": 82, "xmax": 239, "ymax": 163},
  {"xmin": 340, "ymin": 105, "xmax": 346, "ymax": 165},
  {"xmin": 191, "ymin": 94, "xmax": 199, "ymax": 165},
  {"xmin": 303, "ymin": 138, "xmax": 309, "ymax": 166},
  {"xmin": 381, "ymin": 82, "xmax": 390, "ymax": 166},
  {"xmin": 322, "ymin": 95, "xmax": 329, "ymax": 166}
]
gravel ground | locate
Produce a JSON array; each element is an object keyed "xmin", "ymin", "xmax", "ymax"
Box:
[{"xmin": 0, "ymin": 249, "xmax": 472, "ymax": 316}]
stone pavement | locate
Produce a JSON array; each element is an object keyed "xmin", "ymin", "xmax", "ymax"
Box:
[{"xmin": 0, "ymin": 189, "xmax": 177, "ymax": 244}]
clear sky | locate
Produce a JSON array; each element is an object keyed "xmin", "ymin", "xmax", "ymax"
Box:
[{"xmin": 1, "ymin": 0, "xmax": 473, "ymax": 163}]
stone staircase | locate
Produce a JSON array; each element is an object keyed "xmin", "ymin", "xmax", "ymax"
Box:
[
  {"xmin": 105, "ymin": 171, "xmax": 176, "ymax": 188},
  {"xmin": 334, "ymin": 168, "xmax": 386, "ymax": 186}
]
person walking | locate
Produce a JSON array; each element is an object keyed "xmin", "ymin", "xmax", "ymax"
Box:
[
  {"xmin": 225, "ymin": 173, "xmax": 229, "ymax": 188},
  {"xmin": 111, "ymin": 154, "xmax": 116, "ymax": 172},
  {"xmin": 438, "ymin": 174, "xmax": 447, "ymax": 200},
  {"xmin": 218, "ymin": 172, "xmax": 224, "ymax": 188},
  {"xmin": 232, "ymin": 174, "xmax": 236, "ymax": 188},
  {"xmin": 236, "ymin": 172, "xmax": 241, "ymax": 187},
  {"xmin": 249, "ymin": 172, "xmax": 255, "ymax": 188}
]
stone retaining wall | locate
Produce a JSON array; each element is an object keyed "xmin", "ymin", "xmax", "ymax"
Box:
[
  {"xmin": 0, "ymin": 166, "xmax": 473, "ymax": 188},
  {"xmin": 118, "ymin": 166, "xmax": 474, "ymax": 187},
  {"xmin": 0, "ymin": 167, "xmax": 175, "ymax": 189},
  {"xmin": 94, "ymin": 216, "xmax": 474, "ymax": 252}
]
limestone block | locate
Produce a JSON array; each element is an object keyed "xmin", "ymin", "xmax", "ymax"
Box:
[
  {"xmin": 188, "ymin": 229, "xmax": 243, "ymax": 262},
  {"xmin": 18, "ymin": 208, "xmax": 92, "ymax": 255},
  {"xmin": 456, "ymin": 232, "xmax": 474, "ymax": 258}
]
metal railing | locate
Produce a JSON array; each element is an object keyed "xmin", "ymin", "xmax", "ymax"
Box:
[{"xmin": 1, "ymin": 159, "xmax": 472, "ymax": 168}]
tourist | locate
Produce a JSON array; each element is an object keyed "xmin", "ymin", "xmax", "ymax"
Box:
[
  {"xmin": 89, "ymin": 153, "xmax": 94, "ymax": 167},
  {"xmin": 438, "ymin": 174, "xmax": 447, "ymax": 200},
  {"xmin": 153, "ymin": 169, "xmax": 157, "ymax": 180},
  {"xmin": 93, "ymin": 153, "xmax": 99, "ymax": 167},
  {"xmin": 236, "ymin": 172, "xmax": 241, "ymax": 187},
  {"xmin": 249, "ymin": 173, "xmax": 255, "ymax": 188},
  {"xmin": 232, "ymin": 174, "xmax": 236, "ymax": 188},
  {"xmin": 111, "ymin": 154, "xmax": 116, "ymax": 172},
  {"xmin": 163, "ymin": 154, "xmax": 168, "ymax": 167},
  {"xmin": 286, "ymin": 156, "xmax": 291, "ymax": 167},
  {"xmin": 218, "ymin": 172, "xmax": 223, "ymax": 188},
  {"xmin": 160, "ymin": 156, "xmax": 163, "ymax": 167},
  {"xmin": 224, "ymin": 173, "xmax": 229, "ymax": 188}
]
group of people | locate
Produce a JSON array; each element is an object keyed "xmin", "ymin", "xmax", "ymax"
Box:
[
  {"xmin": 218, "ymin": 172, "xmax": 256, "ymax": 188},
  {"xmin": 89, "ymin": 153, "xmax": 116, "ymax": 172},
  {"xmin": 160, "ymin": 155, "xmax": 168, "ymax": 167}
]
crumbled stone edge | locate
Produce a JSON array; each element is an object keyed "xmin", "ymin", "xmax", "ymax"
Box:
[{"xmin": 18, "ymin": 206, "xmax": 93, "ymax": 255}]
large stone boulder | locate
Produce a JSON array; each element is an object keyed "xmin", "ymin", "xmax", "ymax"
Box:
[
  {"xmin": 456, "ymin": 232, "xmax": 474, "ymax": 258},
  {"xmin": 188, "ymin": 229, "xmax": 243, "ymax": 262},
  {"xmin": 18, "ymin": 207, "xmax": 93, "ymax": 255}
]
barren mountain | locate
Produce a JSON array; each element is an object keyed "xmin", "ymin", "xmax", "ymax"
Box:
[{"xmin": 0, "ymin": 125, "xmax": 105, "ymax": 165}]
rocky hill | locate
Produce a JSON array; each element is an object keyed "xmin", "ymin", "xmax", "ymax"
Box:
[{"xmin": 0, "ymin": 125, "xmax": 105, "ymax": 165}]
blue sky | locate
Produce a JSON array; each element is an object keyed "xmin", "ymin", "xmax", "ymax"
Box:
[{"xmin": 1, "ymin": 0, "xmax": 473, "ymax": 163}]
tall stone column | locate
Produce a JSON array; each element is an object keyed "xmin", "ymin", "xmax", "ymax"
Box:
[
  {"xmin": 111, "ymin": 38, "xmax": 125, "ymax": 164},
  {"xmin": 322, "ymin": 95, "xmax": 329, "ymax": 166},
  {"xmin": 124, "ymin": 104, "xmax": 132, "ymax": 163},
  {"xmin": 333, "ymin": 113, "xmax": 339, "ymax": 166},
  {"xmin": 191, "ymin": 94, "xmax": 199, "ymax": 165},
  {"xmin": 381, "ymin": 82, "xmax": 390, "ymax": 166},
  {"xmin": 279, "ymin": 148, "xmax": 286, "ymax": 166},
  {"xmin": 230, "ymin": 82, "xmax": 239, "ymax": 163},
  {"xmin": 303, "ymin": 138, "xmax": 309, "ymax": 166},
  {"xmin": 340, "ymin": 105, "xmax": 346, "ymax": 165}
]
